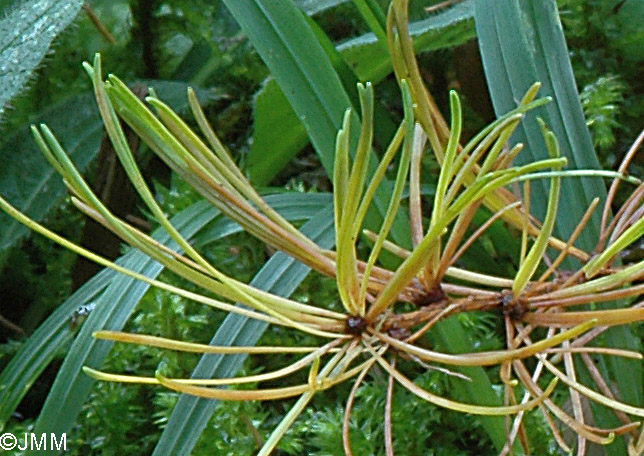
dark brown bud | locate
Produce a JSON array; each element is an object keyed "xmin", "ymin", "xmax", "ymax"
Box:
[{"xmin": 345, "ymin": 315, "xmax": 368, "ymax": 336}]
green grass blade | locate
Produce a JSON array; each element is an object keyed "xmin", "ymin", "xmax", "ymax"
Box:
[
  {"xmin": 475, "ymin": 1, "xmax": 640, "ymax": 451},
  {"xmin": 0, "ymin": 82, "xmax": 216, "ymax": 257},
  {"xmin": 295, "ymin": 0, "xmax": 348, "ymax": 15},
  {"xmin": 1, "ymin": 190, "xmax": 330, "ymax": 440},
  {"xmin": 0, "ymin": 94, "xmax": 102, "ymax": 254},
  {"xmin": 247, "ymin": 79, "xmax": 311, "ymax": 185},
  {"xmin": 195, "ymin": 192, "xmax": 332, "ymax": 246},
  {"xmin": 433, "ymin": 318, "xmax": 509, "ymax": 451},
  {"xmin": 248, "ymin": 2, "xmax": 472, "ymax": 187},
  {"xmin": 351, "ymin": 0, "xmax": 387, "ymax": 45},
  {"xmin": 247, "ymin": 12, "xmax": 397, "ymax": 187},
  {"xmin": 151, "ymin": 204, "xmax": 335, "ymax": 456},
  {"xmin": 222, "ymin": 0, "xmax": 350, "ymax": 176},
  {"xmin": 474, "ymin": 0, "xmax": 603, "ymax": 252},
  {"xmin": 27, "ymin": 201, "xmax": 217, "ymax": 455},
  {"xmin": 222, "ymin": 0, "xmax": 410, "ymax": 248},
  {"xmin": 0, "ymin": 269, "xmax": 109, "ymax": 430},
  {"xmin": 302, "ymin": 12, "xmax": 399, "ymax": 158}
]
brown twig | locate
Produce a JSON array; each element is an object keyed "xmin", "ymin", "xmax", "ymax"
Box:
[
  {"xmin": 536, "ymin": 198, "xmax": 599, "ymax": 285},
  {"xmin": 580, "ymin": 352, "xmax": 635, "ymax": 432},
  {"xmin": 384, "ymin": 358, "xmax": 396, "ymax": 456},
  {"xmin": 599, "ymin": 183, "xmax": 644, "ymax": 251},
  {"xmin": 425, "ymin": 0, "xmax": 465, "ymax": 13},
  {"xmin": 601, "ymin": 126, "xmax": 644, "ymax": 238},
  {"xmin": 434, "ymin": 202, "xmax": 479, "ymax": 282},
  {"xmin": 562, "ymin": 337, "xmax": 586, "ymax": 456},
  {"xmin": 82, "ymin": 3, "xmax": 116, "ymax": 44},
  {"xmin": 449, "ymin": 202, "xmax": 521, "ymax": 268},
  {"xmin": 0, "ymin": 313, "xmax": 26, "ymax": 336},
  {"xmin": 241, "ymin": 414, "xmax": 265, "ymax": 449},
  {"xmin": 409, "ymin": 123, "xmax": 427, "ymax": 249},
  {"xmin": 343, "ymin": 364, "xmax": 373, "ymax": 456}
]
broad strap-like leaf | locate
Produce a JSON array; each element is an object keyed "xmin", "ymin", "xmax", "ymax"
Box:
[
  {"xmin": 248, "ymin": 10, "xmax": 400, "ymax": 187},
  {"xmin": 223, "ymin": 0, "xmax": 350, "ymax": 176},
  {"xmin": 248, "ymin": 1, "xmax": 474, "ymax": 188},
  {"xmin": 432, "ymin": 318, "xmax": 511, "ymax": 452},
  {"xmin": 195, "ymin": 192, "xmax": 332, "ymax": 246},
  {"xmin": 295, "ymin": 0, "xmax": 348, "ymax": 15},
  {"xmin": 0, "ymin": 94, "xmax": 103, "ymax": 253},
  {"xmin": 475, "ymin": 0, "xmax": 603, "ymax": 252},
  {"xmin": 0, "ymin": 192, "xmax": 330, "ymax": 433},
  {"xmin": 475, "ymin": 1, "xmax": 641, "ymax": 452},
  {"xmin": 247, "ymin": 78, "xmax": 311, "ymax": 186},
  {"xmin": 0, "ymin": 0, "xmax": 83, "ymax": 117},
  {"xmin": 0, "ymin": 268, "xmax": 109, "ymax": 431},
  {"xmin": 222, "ymin": 0, "xmax": 411, "ymax": 248},
  {"xmin": 0, "ymin": 83, "xmax": 217, "ymax": 255},
  {"xmin": 151, "ymin": 204, "xmax": 335, "ymax": 456},
  {"xmin": 138, "ymin": 80, "xmax": 224, "ymax": 114},
  {"xmin": 28, "ymin": 201, "xmax": 217, "ymax": 456}
]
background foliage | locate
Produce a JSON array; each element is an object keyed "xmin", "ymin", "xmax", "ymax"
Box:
[{"xmin": 0, "ymin": 0, "xmax": 642, "ymax": 455}]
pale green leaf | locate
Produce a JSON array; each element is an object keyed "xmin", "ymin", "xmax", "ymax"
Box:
[
  {"xmin": 151, "ymin": 204, "xmax": 335, "ymax": 456},
  {"xmin": 0, "ymin": 0, "xmax": 83, "ymax": 116}
]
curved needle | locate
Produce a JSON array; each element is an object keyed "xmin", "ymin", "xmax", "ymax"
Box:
[{"xmin": 365, "ymin": 342, "xmax": 558, "ymax": 415}]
